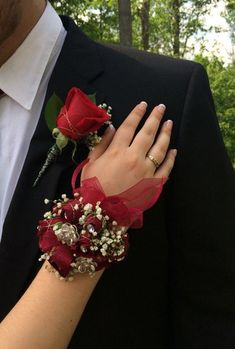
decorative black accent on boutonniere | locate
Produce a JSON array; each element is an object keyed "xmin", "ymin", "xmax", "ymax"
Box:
[{"xmin": 33, "ymin": 87, "xmax": 112, "ymax": 187}]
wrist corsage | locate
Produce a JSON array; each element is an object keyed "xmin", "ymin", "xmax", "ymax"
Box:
[{"xmin": 37, "ymin": 161, "xmax": 165, "ymax": 280}]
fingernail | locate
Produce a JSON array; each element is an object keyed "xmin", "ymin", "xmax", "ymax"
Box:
[
  {"xmin": 109, "ymin": 123, "xmax": 115, "ymax": 130},
  {"xmin": 157, "ymin": 104, "xmax": 166, "ymax": 111},
  {"xmin": 172, "ymin": 149, "xmax": 177, "ymax": 156},
  {"xmin": 165, "ymin": 120, "xmax": 173, "ymax": 129},
  {"xmin": 138, "ymin": 101, "xmax": 148, "ymax": 111}
]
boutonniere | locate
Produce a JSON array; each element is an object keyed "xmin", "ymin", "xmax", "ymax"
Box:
[{"xmin": 33, "ymin": 87, "xmax": 112, "ymax": 187}]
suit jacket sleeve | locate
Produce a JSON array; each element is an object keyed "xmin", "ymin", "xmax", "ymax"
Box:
[{"xmin": 168, "ymin": 62, "xmax": 235, "ymax": 348}]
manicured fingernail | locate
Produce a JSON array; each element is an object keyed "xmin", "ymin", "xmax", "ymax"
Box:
[
  {"xmin": 165, "ymin": 120, "xmax": 173, "ymax": 129},
  {"xmin": 138, "ymin": 101, "xmax": 148, "ymax": 111},
  {"xmin": 157, "ymin": 104, "xmax": 166, "ymax": 111},
  {"xmin": 109, "ymin": 123, "xmax": 115, "ymax": 129}
]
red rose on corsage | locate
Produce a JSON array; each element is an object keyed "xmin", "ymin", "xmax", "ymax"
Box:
[{"xmin": 33, "ymin": 87, "xmax": 112, "ymax": 187}]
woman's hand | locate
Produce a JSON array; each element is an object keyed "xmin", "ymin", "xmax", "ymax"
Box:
[
  {"xmin": 0, "ymin": 103, "xmax": 177, "ymax": 349},
  {"xmin": 81, "ymin": 102, "xmax": 177, "ymax": 196}
]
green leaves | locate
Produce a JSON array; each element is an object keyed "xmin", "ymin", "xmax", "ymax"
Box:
[
  {"xmin": 195, "ymin": 54, "xmax": 235, "ymax": 166},
  {"xmin": 88, "ymin": 93, "xmax": 97, "ymax": 104},
  {"xmin": 45, "ymin": 93, "xmax": 64, "ymax": 131},
  {"xmin": 44, "ymin": 93, "xmax": 69, "ymax": 152}
]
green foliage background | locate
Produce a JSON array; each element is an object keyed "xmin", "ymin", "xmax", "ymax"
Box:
[
  {"xmin": 51, "ymin": 0, "xmax": 235, "ymax": 165},
  {"xmin": 195, "ymin": 55, "xmax": 235, "ymax": 164}
]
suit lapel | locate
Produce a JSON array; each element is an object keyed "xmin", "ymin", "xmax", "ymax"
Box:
[{"xmin": 0, "ymin": 16, "xmax": 105, "ymax": 314}]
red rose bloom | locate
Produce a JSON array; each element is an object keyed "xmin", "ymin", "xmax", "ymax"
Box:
[
  {"xmin": 50, "ymin": 245, "xmax": 74, "ymax": 277},
  {"xmin": 37, "ymin": 217, "xmax": 77, "ymax": 277},
  {"xmin": 38, "ymin": 228, "xmax": 59, "ymax": 252},
  {"xmin": 61, "ymin": 199, "xmax": 83, "ymax": 224},
  {"xmin": 56, "ymin": 87, "xmax": 110, "ymax": 140},
  {"xmin": 37, "ymin": 218, "xmax": 62, "ymax": 252},
  {"xmin": 85, "ymin": 214, "xmax": 103, "ymax": 232},
  {"xmin": 79, "ymin": 232, "xmax": 91, "ymax": 248}
]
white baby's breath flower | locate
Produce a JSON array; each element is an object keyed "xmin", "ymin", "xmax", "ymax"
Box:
[
  {"xmin": 84, "ymin": 203, "xmax": 93, "ymax": 212},
  {"xmin": 96, "ymin": 207, "xmax": 102, "ymax": 215}
]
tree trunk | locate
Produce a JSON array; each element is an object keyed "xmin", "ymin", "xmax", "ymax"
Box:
[
  {"xmin": 139, "ymin": 0, "xmax": 150, "ymax": 50},
  {"xmin": 118, "ymin": 0, "xmax": 132, "ymax": 46},
  {"xmin": 172, "ymin": 0, "xmax": 180, "ymax": 57}
]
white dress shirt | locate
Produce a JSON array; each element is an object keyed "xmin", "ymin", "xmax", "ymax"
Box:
[{"xmin": 0, "ymin": 2, "xmax": 67, "ymax": 240}]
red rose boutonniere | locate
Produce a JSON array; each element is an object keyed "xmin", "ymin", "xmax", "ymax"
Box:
[{"xmin": 33, "ymin": 87, "xmax": 112, "ymax": 187}]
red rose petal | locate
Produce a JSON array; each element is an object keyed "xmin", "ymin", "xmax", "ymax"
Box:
[
  {"xmin": 56, "ymin": 87, "xmax": 109, "ymax": 140},
  {"xmin": 50, "ymin": 245, "xmax": 74, "ymax": 277}
]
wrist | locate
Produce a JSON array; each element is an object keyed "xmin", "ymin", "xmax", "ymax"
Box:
[
  {"xmin": 38, "ymin": 181, "xmax": 130, "ymax": 280},
  {"xmin": 37, "ymin": 172, "xmax": 164, "ymax": 280}
]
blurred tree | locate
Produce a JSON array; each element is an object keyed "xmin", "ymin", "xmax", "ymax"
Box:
[
  {"xmin": 142, "ymin": 0, "xmax": 219, "ymax": 57},
  {"xmin": 50, "ymin": 0, "xmax": 81, "ymax": 20},
  {"xmin": 118, "ymin": 0, "xmax": 132, "ymax": 46},
  {"xmin": 138, "ymin": 0, "xmax": 150, "ymax": 50},
  {"xmin": 225, "ymin": 0, "xmax": 235, "ymax": 44},
  {"xmin": 195, "ymin": 54, "xmax": 235, "ymax": 165},
  {"xmin": 50, "ymin": 0, "xmax": 119, "ymax": 43},
  {"xmin": 225, "ymin": 0, "xmax": 235, "ymax": 62},
  {"xmin": 50, "ymin": 0, "xmax": 219, "ymax": 57},
  {"xmin": 172, "ymin": 0, "xmax": 180, "ymax": 57}
]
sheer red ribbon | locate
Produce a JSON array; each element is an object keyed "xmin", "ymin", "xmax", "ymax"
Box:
[{"xmin": 71, "ymin": 159, "xmax": 166, "ymax": 229}]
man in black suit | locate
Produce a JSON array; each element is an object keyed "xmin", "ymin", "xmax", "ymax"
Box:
[{"xmin": 0, "ymin": 0, "xmax": 234, "ymax": 348}]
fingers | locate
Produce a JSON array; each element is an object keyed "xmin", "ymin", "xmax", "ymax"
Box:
[
  {"xmin": 89, "ymin": 125, "xmax": 116, "ymax": 161},
  {"xmin": 131, "ymin": 104, "xmax": 166, "ymax": 153},
  {"xmin": 145, "ymin": 119, "xmax": 173, "ymax": 169},
  {"xmin": 154, "ymin": 149, "xmax": 177, "ymax": 179},
  {"xmin": 110, "ymin": 102, "xmax": 147, "ymax": 148}
]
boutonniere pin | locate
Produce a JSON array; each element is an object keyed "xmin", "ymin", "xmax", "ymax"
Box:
[{"xmin": 33, "ymin": 87, "xmax": 112, "ymax": 187}]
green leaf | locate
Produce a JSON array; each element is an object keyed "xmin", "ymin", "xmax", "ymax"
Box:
[
  {"xmin": 45, "ymin": 93, "xmax": 64, "ymax": 131},
  {"xmin": 53, "ymin": 222, "xmax": 63, "ymax": 229},
  {"xmin": 88, "ymin": 93, "xmax": 97, "ymax": 104}
]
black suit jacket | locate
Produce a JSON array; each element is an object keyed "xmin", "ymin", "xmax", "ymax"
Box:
[{"xmin": 0, "ymin": 16, "xmax": 234, "ymax": 349}]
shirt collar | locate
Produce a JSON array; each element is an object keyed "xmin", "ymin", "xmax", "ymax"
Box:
[{"xmin": 0, "ymin": 2, "xmax": 63, "ymax": 110}]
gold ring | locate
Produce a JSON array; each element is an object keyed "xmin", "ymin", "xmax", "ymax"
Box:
[{"xmin": 146, "ymin": 154, "xmax": 160, "ymax": 168}]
